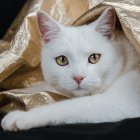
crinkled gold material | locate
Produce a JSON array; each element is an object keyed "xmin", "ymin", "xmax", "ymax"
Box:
[
  {"xmin": 0, "ymin": 40, "xmax": 10, "ymax": 53},
  {"xmin": 0, "ymin": 91, "xmax": 69, "ymax": 113},
  {"xmin": 0, "ymin": 0, "xmax": 140, "ymax": 113}
]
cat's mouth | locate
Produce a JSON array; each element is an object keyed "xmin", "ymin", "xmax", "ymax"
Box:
[
  {"xmin": 75, "ymin": 86, "xmax": 83, "ymax": 90},
  {"xmin": 73, "ymin": 86, "xmax": 88, "ymax": 93},
  {"xmin": 71, "ymin": 87, "xmax": 92, "ymax": 97}
]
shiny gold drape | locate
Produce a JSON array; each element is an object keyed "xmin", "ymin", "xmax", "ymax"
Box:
[{"xmin": 0, "ymin": 0, "xmax": 140, "ymax": 113}]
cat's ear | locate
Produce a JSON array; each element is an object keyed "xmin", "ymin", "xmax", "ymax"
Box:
[
  {"xmin": 37, "ymin": 11, "xmax": 60, "ymax": 42},
  {"xmin": 95, "ymin": 7, "xmax": 116, "ymax": 39}
]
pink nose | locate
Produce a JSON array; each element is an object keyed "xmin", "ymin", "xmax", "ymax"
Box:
[{"xmin": 73, "ymin": 76, "xmax": 85, "ymax": 84}]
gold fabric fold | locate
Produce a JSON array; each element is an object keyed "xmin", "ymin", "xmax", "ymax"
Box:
[
  {"xmin": 0, "ymin": 0, "xmax": 140, "ymax": 113},
  {"xmin": 0, "ymin": 91, "xmax": 69, "ymax": 113}
]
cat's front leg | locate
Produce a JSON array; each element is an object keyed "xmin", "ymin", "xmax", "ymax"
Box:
[
  {"xmin": 1, "ymin": 96, "xmax": 96, "ymax": 131},
  {"xmin": 2, "ymin": 91, "xmax": 135, "ymax": 131}
]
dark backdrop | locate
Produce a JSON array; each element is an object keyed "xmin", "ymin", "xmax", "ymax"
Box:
[{"xmin": 0, "ymin": 0, "xmax": 27, "ymax": 38}]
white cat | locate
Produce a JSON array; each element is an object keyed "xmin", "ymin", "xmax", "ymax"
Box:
[{"xmin": 1, "ymin": 7, "xmax": 140, "ymax": 131}]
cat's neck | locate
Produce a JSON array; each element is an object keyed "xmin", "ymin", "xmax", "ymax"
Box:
[
  {"xmin": 104, "ymin": 32, "xmax": 140, "ymax": 90},
  {"xmin": 113, "ymin": 32, "xmax": 140, "ymax": 73}
]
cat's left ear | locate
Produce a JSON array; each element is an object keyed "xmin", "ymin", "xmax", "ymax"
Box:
[
  {"xmin": 37, "ymin": 11, "xmax": 60, "ymax": 43},
  {"xmin": 95, "ymin": 7, "xmax": 116, "ymax": 39}
]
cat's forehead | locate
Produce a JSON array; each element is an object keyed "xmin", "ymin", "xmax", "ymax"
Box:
[
  {"xmin": 62, "ymin": 26, "xmax": 93, "ymax": 41},
  {"xmin": 53, "ymin": 26, "xmax": 109, "ymax": 54},
  {"xmin": 44, "ymin": 25, "xmax": 112, "ymax": 57}
]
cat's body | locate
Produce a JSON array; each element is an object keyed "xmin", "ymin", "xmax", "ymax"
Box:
[{"xmin": 1, "ymin": 7, "xmax": 140, "ymax": 131}]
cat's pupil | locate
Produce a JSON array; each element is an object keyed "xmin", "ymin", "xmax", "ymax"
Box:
[
  {"xmin": 61, "ymin": 56, "xmax": 65, "ymax": 62},
  {"xmin": 93, "ymin": 55, "xmax": 96, "ymax": 59}
]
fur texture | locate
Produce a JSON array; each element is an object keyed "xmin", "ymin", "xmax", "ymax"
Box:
[{"xmin": 1, "ymin": 7, "xmax": 140, "ymax": 131}]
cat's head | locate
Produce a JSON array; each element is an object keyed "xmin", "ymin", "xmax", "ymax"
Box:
[{"xmin": 37, "ymin": 7, "xmax": 122, "ymax": 97}]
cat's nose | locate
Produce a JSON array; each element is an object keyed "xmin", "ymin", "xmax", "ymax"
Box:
[{"xmin": 73, "ymin": 76, "xmax": 85, "ymax": 84}]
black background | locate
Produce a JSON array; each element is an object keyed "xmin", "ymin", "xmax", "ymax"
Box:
[
  {"xmin": 0, "ymin": 0, "xmax": 27, "ymax": 38},
  {"xmin": 0, "ymin": 0, "xmax": 140, "ymax": 139}
]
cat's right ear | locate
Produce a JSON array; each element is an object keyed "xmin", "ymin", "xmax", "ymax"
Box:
[{"xmin": 37, "ymin": 11, "xmax": 60, "ymax": 43}]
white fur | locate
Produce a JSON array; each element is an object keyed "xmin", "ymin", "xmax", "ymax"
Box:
[{"xmin": 1, "ymin": 8, "xmax": 140, "ymax": 131}]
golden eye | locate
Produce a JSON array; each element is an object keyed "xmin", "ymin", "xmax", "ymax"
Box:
[
  {"xmin": 55, "ymin": 55, "xmax": 69, "ymax": 66},
  {"xmin": 88, "ymin": 53, "xmax": 101, "ymax": 64}
]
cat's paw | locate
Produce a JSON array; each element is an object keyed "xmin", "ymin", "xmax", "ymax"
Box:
[{"xmin": 1, "ymin": 110, "xmax": 32, "ymax": 131}]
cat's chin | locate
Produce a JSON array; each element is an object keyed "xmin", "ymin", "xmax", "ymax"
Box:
[
  {"xmin": 72, "ymin": 89, "xmax": 91, "ymax": 97},
  {"xmin": 55, "ymin": 86, "xmax": 91, "ymax": 98}
]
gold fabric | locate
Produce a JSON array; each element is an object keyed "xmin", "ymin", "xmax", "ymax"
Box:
[
  {"xmin": 0, "ymin": 91, "xmax": 69, "ymax": 113},
  {"xmin": 0, "ymin": 0, "xmax": 140, "ymax": 113}
]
